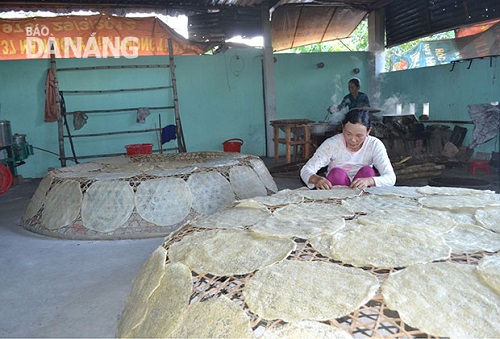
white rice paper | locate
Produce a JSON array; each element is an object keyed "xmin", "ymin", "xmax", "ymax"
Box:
[
  {"xmin": 135, "ymin": 178, "xmax": 193, "ymax": 226},
  {"xmin": 229, "ymin": 165, "xmax": 268, "ymax": 199},
  {"xmin": 187, "ymin": 171, "xmax": 235, "ymax": 216},
  {"xmin": 169, "ymin": 228, "xmax": 296, "ymax": 275},
  {"xmin": 382, "ymin": 262, "xmax": 500, "ymax": 338},
  {"xmin": 23, "ymin": 174, "xmax": 53, "ymax": 221},
  {"xmin": 251, "ymin": 202, "xmax": 348, "ymax": 239},
  {"xmin": 249, "ymin": 158, "xmax": 278, "ymax": 193},
  {"xmin": 310, "ymin": 222, "xmax": 451, "ymax": 268},
  {"xmin": 190, "ymin": 200, "xmax": 271, "ymax": 229},
  {"xmin": 243, "ymin": 260, "xmax": 379, "ymax": 322},
  {"xmin": 81, "ymin": 180, "xmax": 135, "ymax": 232},
  {"xmin": 443, "ymin": 223, "xmax": 500, "ymax": 254},
  {"xmin": 41, "ymin": 180, "xmax": 82, "ymax": 230}
]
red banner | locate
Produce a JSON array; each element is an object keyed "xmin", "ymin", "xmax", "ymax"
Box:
[
  {"xmin": 0, "ymin": 15, "xmax": 209, "ymax": 60},
  {"xmin": 456, "ymin": 18, "xmax": 500, "ymax": 38}
]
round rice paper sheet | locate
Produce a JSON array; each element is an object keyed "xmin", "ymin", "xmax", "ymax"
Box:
[
  {"xmin": 229, "ymin": 165, "xmax": 268, "ymax": 199},
  {"xmin": 341, "ymin": 195, "xmax": 420, "ymax": 214},
  {"xmin": 261, "ymin": 320, "xmax": 352, "ymax": 339},
  {"xmin": 249, "ymin": 158, "xmax": 278, "ymax": 193},
  {"xmin": 443, "ymin": 223, "xmax": 500, "ymax": 254},
  {"xmin": 53, "ymin": 171, "xmax": 96, "ymax": 179},
  {"xmin": 187, "ymin": 171, "xmax": 235, "ymax": 216},
  {"xmin": 155, "ymin": 160, "xmax": 197, "ymax": 170},
  {"xmin": 84, "ymin": 172, "xmax": 135, "ymax": 180},
  {"xmin": 416, "ymin": 185, "xmax": 495, "ymax": 196},
  {"xmin": 296, "ymin": 186, "xmax": 362, "ymax": 201},
  {"xmin": 365, "ymin": 186, "xmax": 423, "ymax": 198},
  {"xmin": 357, "ymin": 207, "xmax": 456, "ymax": 235},
  {"xmin": 96, "ymin": 156, "xmax": 130, "ymax": 166},
  {"xmin": 168, "ymin": 228, "xmax": 296, "ymax": 275},
  {"xmin": 122, "ymin": 261, "xmax": 192, "ymax": 338},
  {"xmin": 310, "ymin": 222, "xmax": 451, "ymax": 268},
  {"xmin": 108, "ymin": 162, "xmax": 155, "ymax": 173},
  {"xmin": 118, "ymin": 246, "xmax": 169, "ymax": 337},
  {"xmin": 23, "ymin": 174, "xmax": 53, "ymax": 221},
  {"xmin": 81, "ymin": 180, "xmax": 135, "ymax": 232},
  {"xmin": 251, "ymin": 202, "xmax": 347, "ymax": 239},
  {"xmin": 476, "ymin": 253, "xmax": 500, "ymax": 294},
  {"xmin": 57, "ymin": 162, "xmax": 102, "ymax": 173},
  {"xmin": 382, "ymin": 262, "xmax": 500, "ymax": 338},
  {"xmin": 145, "ymin": 166, "xmax": 197, "ymax": 177},
  {"xmin": 418, "ymin": 194, "xmax": 500, "ymax": 211},
  {"xmin": 224, "ymin": 152, "xmax": 247, "ymax": 160},
  {"xmin": 41, "ymin": 180, "xmax": 82, "ymax": 230},
  {"xmin": 191, "ymin": 200, "xmax": 271, "ymax": 229},
  {"xmin": 438, "ymin": 210, "xmax": 478, "ymax": 225},
  {"xmin": 135, "ymin": 178, "xmax": 193, "ymax": 226},
  {"xmin": 169, "ymin": 296, "xmax": 253, "ymax": 338},
  {"xmin": 250, "ymin": 189, "xmax": 304, "ymax": 207},
  {"xmin": 475, "ymin": 207, "xmax": 500, "ymax": 232},
  {"xmin": 198, "ymin": 159, "xmax": 239, "ymax": 168},
  {"xmin": 243, "ymin": 260, "xmax": 379, "ymax": 322}
]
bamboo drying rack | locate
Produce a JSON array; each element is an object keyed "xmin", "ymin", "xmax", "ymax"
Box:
[{"xmin": 50, "ymin": 39, "xmax": 186, "ymax": 167}]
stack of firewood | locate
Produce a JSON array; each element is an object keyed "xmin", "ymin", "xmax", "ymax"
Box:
[{"xmin": 393, "ymin": 160, "xmax": 445, "ymax": 181}]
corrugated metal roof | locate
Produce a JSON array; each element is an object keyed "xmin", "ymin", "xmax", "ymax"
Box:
[
  {"xmin": 385, "ymin": 0, "xmax": 500, "ymax": 47},
  {"xmin": 0, "ymin": 0, "xmax": 497, "ymax": 48},
  {"xmin": 271, "ymin": 5, "xmax": 368, "ymax": 50},
  {"xmin": 0, "ymin": 0, "xmax": 386, "ymax": 50}
]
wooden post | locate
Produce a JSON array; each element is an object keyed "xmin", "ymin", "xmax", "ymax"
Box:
[
  {"xmin": 273, "ymin": 124, "xmax": 279, "ymax": 163},
  {"xmin": 168, "ymin": 38, "xmax": 186, "ymax": 153},
  {"xmin": 50, "ymin": 51, "xmax": 66, "ymax": 167},
  {"xmin": 304, "ymin": 124, "xmax": 311, "ymax": 159},
  {"xmin": 285, "ymin": 126, "xmax": 291, "ymax": 164}
]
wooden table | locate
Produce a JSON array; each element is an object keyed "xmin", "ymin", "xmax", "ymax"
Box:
[{"xmin": 270, "ymin": 119, "xmax": 314, "ymax": 164}]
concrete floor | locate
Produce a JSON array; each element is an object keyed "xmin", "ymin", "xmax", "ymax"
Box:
[
  {"xmin": 0, "ymin": 158, "xmax": 498, "ymax": 337},
  {"xmin": 0, "ymin": 178, "xmax": 162, "ymax": 338}
]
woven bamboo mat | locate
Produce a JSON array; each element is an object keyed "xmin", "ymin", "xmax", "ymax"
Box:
[{"xmin": 163, "ymin": 225, "xmax": 492, "ymax": 338}]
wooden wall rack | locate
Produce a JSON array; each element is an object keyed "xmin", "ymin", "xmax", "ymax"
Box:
[{"xmin": 50, "ymin": 39, "xmax": 186, "ymax": 167}]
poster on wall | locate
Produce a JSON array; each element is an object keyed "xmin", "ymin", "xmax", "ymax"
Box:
[
  {"xmin": 0, "ymin": 14, "xmax": 210, "ymax": 60},
  {"xmin": 390, "ymin": 22, "xmax": 500, "ymax": 71}
]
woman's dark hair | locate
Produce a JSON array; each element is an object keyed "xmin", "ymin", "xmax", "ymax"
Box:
[
  {"xmin": 342, "ymin": 108, "xmax": 371, "ymax": 129},
  {"xmin": 348, "ymin": 77, "xmax": 361, "ymax": 88}
]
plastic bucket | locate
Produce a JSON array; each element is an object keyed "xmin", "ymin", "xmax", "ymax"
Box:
[
  {"xmin": 223, "ymin": 138, "xmax": 243, "ymax": 153},
  {"xmin": 125, "ymin": 143, "xmax": 153, "ymax": 155},
  {"xmin": 0, "ymin": 163, "xmax": 13, "ymax": 194}
]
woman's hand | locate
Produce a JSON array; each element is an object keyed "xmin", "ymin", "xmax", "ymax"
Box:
[
  {"xmin": 350, "ymin": 177, "xmax": 375, "ymax": 190},
  {"xmin": 309, "ymin": 174, "xmax": 333, "ymax": 190}
]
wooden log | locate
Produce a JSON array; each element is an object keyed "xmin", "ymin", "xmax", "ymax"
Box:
[
  {"xmin": 392, "ymin": 160, "xmax": 437, "ymax": 170},
  {"xmin": 395, "ymin": 163, "xmax": 445, "ymax": 175},
  {"xmin": 396, "ymin": 170, "xmax": 443, "ymax": 180}
]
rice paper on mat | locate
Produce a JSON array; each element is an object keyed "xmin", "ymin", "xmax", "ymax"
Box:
[
  {"xmin": 168, "ymin": 228, "xmax": 296, "ymax": 276},
  {"xmin": 382, "ymin": 262, "xmax": 500, "ymax": 338},
  {"xmin": 243, "ymin": 260, "xmax": 379, "ymax": 322}
]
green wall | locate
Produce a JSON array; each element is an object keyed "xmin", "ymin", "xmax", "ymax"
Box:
[
  {"xmin": 378, "ymin": 58, "xmax": 499, "ymax": 155},
  {"xmin": 2, "ymin": 49, "xmax": 497, "ymax": 179},
  {"xmin": 274, "ymin": 52, "xmax": 371, "ymax": 122},
  {"xmin": 0, "ymin": 49, "xmax": 370, "ymax": 178}
]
